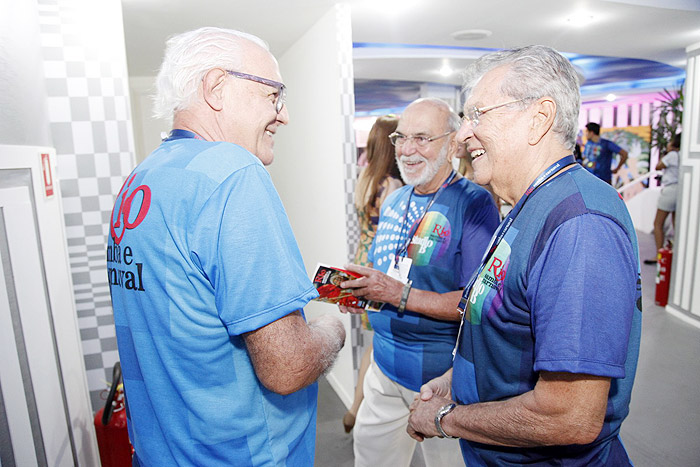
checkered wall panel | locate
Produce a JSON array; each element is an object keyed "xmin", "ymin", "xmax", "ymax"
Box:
[
  {"xmin": 334, "ymin": 4, "xmax": 367, "ymax": 378},
  {"xmin": 38, "ymin": 0, "xmax": 136, "ymax": 411}
]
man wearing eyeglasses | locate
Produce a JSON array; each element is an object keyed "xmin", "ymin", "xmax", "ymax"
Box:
[
  {"xmin": 107, "ymin": 27, "xmax": 345, "ymax": 466},
  {"xmin": 407, "ymin": 46, "xmax": 641, "ymax": 466},
  {"xmin": 340, "ymin": 98, "xmax": 500, "ymax": 467}
]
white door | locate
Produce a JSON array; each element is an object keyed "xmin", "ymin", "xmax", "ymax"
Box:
[{"xmin": 0, "ymin": 146, "xmax": 99, "ymax": 466}]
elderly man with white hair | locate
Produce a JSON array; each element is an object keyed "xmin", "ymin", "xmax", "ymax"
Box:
[
  {"xmin": 341, "ymin": 97, "xmax": 499, "ymax": 467},
  {"xmin": 407, "ymin": 45, "xmax": 642, "ymax": 466},
  {"xmin": 107, "ymin": 27, "xmax": 345, "ymax": 466}
]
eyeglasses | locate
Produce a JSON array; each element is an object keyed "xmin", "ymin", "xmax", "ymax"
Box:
[
  {"xmin": 462, "ymin": 97, "xmax": 529, "ymax": 128},
  {"xmin": 388, "ymin": 130, "xmax": 454, "ymax": 147},
  {"xmin": 226, "ymin": 70, "xmax": 287, "ymax": 113}
]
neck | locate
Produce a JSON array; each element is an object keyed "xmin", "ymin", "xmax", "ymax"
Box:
[
  {"xmin": 505, "ymin": 149, "xmax": 571, "ymax": 206},
  {"xmin": 172, "ymin": 111, "xmax": 223, "ymax": 142},
  {"xmin": 414, "ymin": 164, "xmax": 453, "ymax": 195},
  {"xmin": 590, "ymin": 134, "xmax": 600, "ymax": 143}
]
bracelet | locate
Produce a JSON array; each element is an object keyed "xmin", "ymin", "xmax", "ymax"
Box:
[
  {"xmin": 397, "ymin": 280, "xmax": 412, "ymax": 313},
  {"xmin": 435, "ymin": 403, "xmax": 459, "ymax": 439}
]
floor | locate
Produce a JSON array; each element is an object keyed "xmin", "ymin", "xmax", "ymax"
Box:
[{"xmin": 314, "ymin": 231, "xmax": 700, "ymax": 466}]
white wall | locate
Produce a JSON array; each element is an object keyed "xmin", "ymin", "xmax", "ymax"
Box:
[
  {"xmin": 667, "ymin": 41, "xmax": 700, "ymax": 328},
  {"xmin": 129, "ymin": 76, "xmax": 169, "ymax": 163},
  {"xmin": 269, "ymin": 4, "xmax": 357, "ymax": 407}
]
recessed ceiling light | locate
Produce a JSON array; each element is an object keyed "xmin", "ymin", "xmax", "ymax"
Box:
[
  {"xmin": 565, "ymin": 11, "xmax": 596, "ymax": 28},
  {"xmin": 439, "ymin": 63, "xmax": 453, "ymax": 77},
  {"xmin": 606, "ymin": 94, "xmax": 617, "ymax": 102},
  {"xmin": 451, "ymin": 29, "xmax": 492, "ymax": 41}
]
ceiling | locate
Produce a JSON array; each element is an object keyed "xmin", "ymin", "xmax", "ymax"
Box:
[{"xmin": 121, "ymin": 0, "xmax": 700, "ymax": 113}]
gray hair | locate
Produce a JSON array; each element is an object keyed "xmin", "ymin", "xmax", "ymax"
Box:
[
  {"xmin": 153, "ymin": 27, "xmax": 270, "ymax": 121},
  {"xmin": 462, "ymin": 45, "xmax": 580, "ymax": 150}
]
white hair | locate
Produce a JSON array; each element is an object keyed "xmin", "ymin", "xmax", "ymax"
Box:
[
  {"xmin": 153, "ymin": 27, "xmax": 270, "ymax": 121},
  {"xmin": 462, "ymin": 45, "xmax": 581, "ymax": 150}
]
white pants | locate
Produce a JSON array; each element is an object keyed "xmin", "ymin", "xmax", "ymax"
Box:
[{"xmin": 353, "ymin": 359, "xmax": 464, "ymax": 467}]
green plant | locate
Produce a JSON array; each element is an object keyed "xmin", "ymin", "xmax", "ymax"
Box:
[{"xmin": 650, "ymin": 83, "xmax": 684, "ymax": 155}]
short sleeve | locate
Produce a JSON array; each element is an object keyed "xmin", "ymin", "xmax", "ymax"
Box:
[
  {"xmin": 527, "ymin": 214, "xmax": 637, "ymax": 378},
  {"xmin": 607, "ymin": 139, "xmax": 623, "ymax": 154},
  {"xmin": 192, "ymin": 164, "xmax": 317, "ymax": 336},
  {"xmin": 662, "ymin": 151, "xmax": 679, "ymax": 168}
]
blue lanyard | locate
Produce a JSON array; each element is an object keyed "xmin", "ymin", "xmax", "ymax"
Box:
[
  {"xmin": 456, "ymin": 155, "xmax": 577, "ymax": 315},
  {"xmin": 396, "ymin": 170, "xmax": 457, "ymax": 258},
  {"xmin": 162, "ymin": 129, "xmax": 203, "ymax": 142}
]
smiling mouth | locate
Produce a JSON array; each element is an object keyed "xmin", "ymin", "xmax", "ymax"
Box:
[{"xmin": 470, "ymin": 149, "xmax": 485, "ymax": 160}]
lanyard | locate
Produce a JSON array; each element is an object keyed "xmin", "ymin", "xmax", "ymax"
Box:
[
  {"xmin": 452, "ymin": 155, "xmax": 576, "ymax": 356},
  {"xmin": 396, "ymin": 170, "xmax": 457, "ymax": 258},
  {"xmin": 162, "ymin": 129, "xmax": 203, "ymax": 142}
]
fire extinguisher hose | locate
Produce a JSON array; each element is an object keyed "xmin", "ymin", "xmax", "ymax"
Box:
[{"xmin": 101, "ymin": 362, "xmax": 123, "ymax": 426}]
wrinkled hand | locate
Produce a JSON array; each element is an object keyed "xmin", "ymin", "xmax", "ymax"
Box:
[
  {"xmin": 407, "ymin": 372, "xmax": 454, "ymax": 441},
  {"xmin": 407, "ymin": 393, "xmax": 453, "ymax": 441},
  {"xmin": 339, "ymin": 263, "xmax": 404, "ymax": 306}
]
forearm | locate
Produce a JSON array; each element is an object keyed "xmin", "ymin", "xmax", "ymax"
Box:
[
  {"xmin": 615, "ymin": 150, "xmax": 628, "ymax": 171},
  {"xmin": 245, "ymin": 311, "xmax": 345, "ymax": 395},
  {"xmin": 440, "ymin": 374, "xmax": 609, "ymax": 446},
  {"xmin": 404, "ymin": 289, "xmax": 462, "ymax": 321}
]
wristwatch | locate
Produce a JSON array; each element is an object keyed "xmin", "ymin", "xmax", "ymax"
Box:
[{"xmin": 435, "ymin": 403, "xmax": 459, "ymax": 439}]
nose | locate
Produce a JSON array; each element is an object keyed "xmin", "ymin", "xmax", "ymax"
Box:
[
  {"xmin": 455, "ymin": 119, "xmax": 473, "ymax": 144},
  {"xmin": 277, "ymin": 104, "xmax": 290, "ymax": 125},
  {"xmin": 398, "ymin": 137, "xmax": 419, "ymax": 155}
]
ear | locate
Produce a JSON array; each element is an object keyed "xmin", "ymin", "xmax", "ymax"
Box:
[
  {"xmin": 202, "ymin": 68, "xmax": 228, "ymax": 112},
  {"xmin": 528, "ymin": 97, "xmax": 556, "ymax": 146}
]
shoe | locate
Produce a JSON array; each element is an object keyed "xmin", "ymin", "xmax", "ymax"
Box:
[
  {"xmin": 342, "ymin": 411, "xmax": 356, "ymax": 433},
  {"xmin": 643, "ymin": 259, "xmax": 657, "ymax": 265}
]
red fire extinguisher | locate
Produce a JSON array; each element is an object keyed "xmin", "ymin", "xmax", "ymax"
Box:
[
  {"xmin": 655, "ymin": 246, "xmax": 673, "ymax": 307},
  {"xmin": 94, "ymin": 362, "xmax": 132, "ymax": 467}
]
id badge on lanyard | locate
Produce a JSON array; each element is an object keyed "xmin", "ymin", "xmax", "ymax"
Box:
[{"xmin": 388, "ymin": 256, "xmax": 412, "ymax": 283}]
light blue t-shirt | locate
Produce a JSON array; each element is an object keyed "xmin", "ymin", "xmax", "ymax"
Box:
[
  {"xmin": 368, "ymin": 177, "xmax": 499, "ymax": 391},
  {"xmin": 108, "ymin": 137, "xmax": 319, "ymax": 466}
]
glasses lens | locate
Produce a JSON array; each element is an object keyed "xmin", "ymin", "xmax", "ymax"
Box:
[
  {"xmin": 389, "ymin": 133, "xmax": 404, "ymax": 146},
  {"xmin": 275, "ymin": 86, "xmax": 286, "ymax": 113}
]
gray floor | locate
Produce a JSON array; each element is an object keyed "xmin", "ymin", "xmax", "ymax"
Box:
[{"xmin": 315, "ymin": 230, "xmax": 700, "ymax": 466}]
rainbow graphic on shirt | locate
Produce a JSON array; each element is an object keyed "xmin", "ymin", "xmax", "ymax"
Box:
[
  {"xmin": 406, "ymin": 211, "xmax": 452, "ymax": 266},
  {"xmin": 465, "ymin": 227, "xmax": 518, "ymax": 325}
]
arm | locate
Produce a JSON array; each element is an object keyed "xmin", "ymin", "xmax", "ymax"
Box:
[
  {"xmin": 339, "ymin": 263, "xmax": 462, "ymax": 321},
  {"xmin": 655, "ymin": 160, "xmax": 667, "ymax": 171},
  {"xmin": 408, "ymin": 370, "xmax": 609, "ymax": 446},
  {"xmin": 244, "ymin": 311, "xmax": 345, "ymax": 395},
  {"xmin": 612, "ymin": 148, "xmax": 628, "ymax": 173}
]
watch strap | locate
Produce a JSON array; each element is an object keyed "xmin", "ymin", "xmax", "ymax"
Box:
[
  {"xmin": 435, "ymin": 403, "xmax": 458, "ymax": 439},
  {"xmin": 397, "ymin": 279, "xmax": 412, "ymax": 313}
]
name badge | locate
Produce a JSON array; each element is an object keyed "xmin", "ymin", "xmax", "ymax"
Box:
[{"xmin": 388, "ymin": 256, "xmax": 412, "ymax": 283}]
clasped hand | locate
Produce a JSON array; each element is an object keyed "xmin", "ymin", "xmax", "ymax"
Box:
[{"xmin": 407, "ymin": 371, "xmax": 455, "ymax": 441}]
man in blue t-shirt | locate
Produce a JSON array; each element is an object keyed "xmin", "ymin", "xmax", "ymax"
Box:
[
  {"xmin": 582, "ymin": 122, "xmax": 629, "ymax": 184},
  {"xmin": 340, "ymin": 98, "xmax": 500, "ymax": 467},
  {"xmin": 107, "ymin": 27, "xmax": 345, "ymax": 467},
  {"xmin": 407, "ymin": 46, "xmax": 641, "ymax": 466}
]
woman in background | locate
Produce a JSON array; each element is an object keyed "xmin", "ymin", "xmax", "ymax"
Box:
[{"xmin": 343, "ymin": 114, "xmax": 403, "ymax": 432}]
